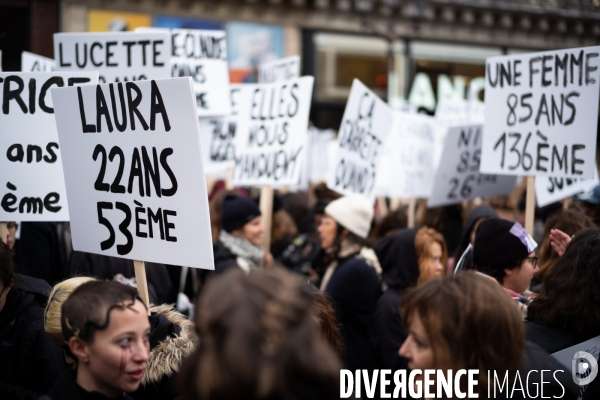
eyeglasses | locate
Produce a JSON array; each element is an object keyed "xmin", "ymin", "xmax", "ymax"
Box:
[{"xmin": 525, "ymin": 256, "xmax": 538, "ymax": 268}]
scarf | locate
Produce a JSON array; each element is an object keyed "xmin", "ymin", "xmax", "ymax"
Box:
[
  {"xmin": 219, "ymin": 230, "xmax": 264, "ymax": 272},
  {"xmin": 320, "ymin": 241, "xmax": 383, "ymax": 291}
]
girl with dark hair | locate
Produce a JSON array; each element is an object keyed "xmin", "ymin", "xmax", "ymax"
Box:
[
  {"xmin": 179, "ymin": 267, "xmax": 341, "ymax": 400},
  {"xmin": 317, "ymin": 194, "xmax": 381, "ymax": 371}
]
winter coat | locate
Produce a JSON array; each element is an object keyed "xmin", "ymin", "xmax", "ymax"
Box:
[
  {"xmin": 133, "ymin": 304, "xmax": 198, "ymax": 400},
  {"xmin": 371, "ymin": 228, "xmax": 418, "ymax": 371},
  {"xmin": 40, "ymin": 369, "xmax": 134, "ymax": 400},
  {"xmin": 322, "ymin": 246, "xmax": 380, "ymax": 371},
  {"xmin": 0, "ymin": 276, "xmax": 64, "ymax": 400},
  {"xmin": 13, "ymin": 222, "xmax": 65, "ymax": 285},
  {"xmin": 68, "ymin": 251, "xmax": 173, "ymax": 305}
]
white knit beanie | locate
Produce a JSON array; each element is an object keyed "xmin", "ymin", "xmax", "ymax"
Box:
[{"xmin": 324, "ymin": 194, "xmax": 373, "ymax": 239}]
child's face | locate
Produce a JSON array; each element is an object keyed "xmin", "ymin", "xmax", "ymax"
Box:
[{"xmin": 79, "ymin": 299, "xmax": 151, "ymax": 397}]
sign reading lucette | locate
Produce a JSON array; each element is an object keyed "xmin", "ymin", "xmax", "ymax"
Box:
[
  {"xmin": 0, "ymin": 72, "xmax": 98, "ymax": 221},
  {"xmin": 232, "ymin": 76, "xmax": 314, "ymax": 186},
  {"xmin": 328, "ymin": 79, "xmax": 392, "ymax": 201},
  {"xmin": 51, "ymin": 78, "xmax": 213, "ymax": 269},
  {"xmin": 481, "ymin": 46, "xmax": 600, "ymax": 179},
  {"xmin": 53, "ymin": 32, "xmax": 171, "ymax": 83}
]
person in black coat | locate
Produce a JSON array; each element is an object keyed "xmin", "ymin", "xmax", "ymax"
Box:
[
  {"xmin": 372, "ymin": 227, "xmax": 448, "ymax": 372},
  {"xmin": 0, "ymin": 241, "xmax": 64, "ymax": 400},
  {"xmin": 451, "ymin": 204, "xmax": 498, "ymax": 269},
  {"xmin": 317, "ymin": 194, "xmax": 381, "ymax": 371}
]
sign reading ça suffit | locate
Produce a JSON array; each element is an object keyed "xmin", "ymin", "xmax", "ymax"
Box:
[
  {"xmin": 231, "ymin": 76, "xmax": 314, "ymax": 186},
  {"xmin": 481, "ymin": 46, "xmax": 600, "ymax": 179},
  {"xmin": 428, "ymin": 125, "xmax": 517, "ymax": 207},
  {"xmin": 51, "ymin": 77, "xmax": 214, "ymax": 269},
  {"xmin": 535, "ymin": 169, "xmax": 599, "ymax": 207},
  {"xmin": 53, "ymin": 31, "xmax": 171, "ymax": 83},
  {"xmin": 198, "ymin": 85, "xmax": 241, "ymax": 174},
  {"xmin": 328, "ymin": 79, "xmax": 392, "ymax": 201},
  {"xmin": 21, "ymin": 51, "xmax": 55, "ymax": 72},
  {"xmin": 258, "ymin": 55, "xmax": 301, "ymax": 83},
  {"xmin": 0, "ymin": 72, "xmax": 98, "ymax": 222}
]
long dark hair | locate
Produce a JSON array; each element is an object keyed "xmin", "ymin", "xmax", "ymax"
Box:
[
  {"xmin": 0, "ymin": 241, "xmax": 15, "ymax": 289},
  {"xmin": 527, "ymin": 228, "xmax": 600, "ymax": 338},
  {"xmin": 322, "ymin": 222, "xmax": 372, "ymax": 267}
]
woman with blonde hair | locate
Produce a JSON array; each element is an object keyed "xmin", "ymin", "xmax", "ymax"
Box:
[{"xmin": 372, "ymin": 226, "xmax": 447, "ymax": 370}]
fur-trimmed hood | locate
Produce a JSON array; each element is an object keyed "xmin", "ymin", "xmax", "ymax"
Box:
[{"xmin": 142, "ymin": 304, "xmax": 199, "ymax": 385}]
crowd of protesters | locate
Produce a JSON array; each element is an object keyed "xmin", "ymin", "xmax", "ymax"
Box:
[{"xmin": 1, "ymin": 181, "xmax": 600, "ymax": 400}]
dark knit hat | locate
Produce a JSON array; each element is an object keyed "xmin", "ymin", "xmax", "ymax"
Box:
[
  {"xmin": 473, "ymin": 218, "xmax": 531, "ymax": 281},
  {"xmin": 221, "ymin": 195, "xmax": 261, "ymax": 233}
]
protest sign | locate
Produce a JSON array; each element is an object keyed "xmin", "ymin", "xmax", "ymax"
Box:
[
  {"xmin": 51, "ymin": 77, "xmax": 213, "ymax": 270},
  {"xmin": 54, "ymin": 31, "xmax": 171, "ymax": 83},
  {"xmin": 428, "ymin": 125, "xmax": 517, "ymax": 207},
  {"xmin": 21, "ymin": 51, "xmax": 55, "ymax": 72},
  {"xmin": 535, "ymin": 169, "xmax": 599, "ymax": 207},
  {"xmin": 328, "ymin": 79, "xmax": 392, "ymax": 201},
  {"xmin": 198, "ymin": 85, "xmax": 241, "ymax": 173},
  {"xmin": 481, "ymin": 46, "xmax": 600, "ymax": 179},
  {"xmin": 258, "ymin": 55, "xmax": 301, "ymax": 83},
  {"xmin": 0, "ymin": 72, "xmax": 98, "ymax": 222},
  {"xmin": 306, "ymin": 127, "xmax": 336, "ymax": 184},
  {"xmin": 231, "ymin": 76, "xmax": 314, "ymax": 186}
]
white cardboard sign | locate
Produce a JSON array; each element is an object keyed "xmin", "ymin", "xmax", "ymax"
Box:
[
  {"xmin": 429, "ymin": 125, "xmax": 517, "ymax": 207},
  {"xmin": 0, "ymin": 72, "xmax": 98, "ymax": 221},
  {"xmin": 535, "ymin": 169, "xmax": 599, "ymax": 207},
  {"xmin": 54, "ymin": 32, "xmax": 171, "ymax": 83},
  {"xmin": 21, "ymin": 51, "xmax": 55, "ymax": 72},
  {"xmin": 231, "ymin": 76, "xmax": 314, "ymax": 186},
  {"xmin": 328, "ymin": 79, "xmax": 392, "ymax": 201},
  {"xmin": 198, "ymin": 85, "xmax": 241, "ymax": 173},
  {"xmin": 481, "ymin": 46, "xmax": 600, "ymax": 179},
  {"xmin": 51, "ymin": 78, "xmax": 214, "ymax": 270},
  {"xmin": 258, "ymin": 56, "xmax": 301, "ymax": 83}
]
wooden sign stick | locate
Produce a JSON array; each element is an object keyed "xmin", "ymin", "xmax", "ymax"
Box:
[
  {"xmin": 0, "ymin": 222, "xmax": 7, "ymax": 245},
  {"xmin": 407, "ymin": 198, "xmax": 417, "ymax": 228},
  {"xmin": 134, "ymin": 260, "xmax": 151, "ymax": 316},
  {"xmin": 225, "ymin": 167, "xmax": 234, "ymax": 190},
  {"xmin": 259, "ymin": 185, "xmax": 274, "ymax": 255},
  {"xmin": 525, "ymin": 176, "xmax": 536, "ymax": 236}
]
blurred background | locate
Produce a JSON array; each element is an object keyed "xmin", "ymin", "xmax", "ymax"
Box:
[{"xmin": 1, "ymin": 0, "xmax": 599, "ymax": 131}]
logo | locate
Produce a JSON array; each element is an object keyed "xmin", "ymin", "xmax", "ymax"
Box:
[{"xmin": 572, "ymin": 351, "xmax": 598, "ymax": 386}]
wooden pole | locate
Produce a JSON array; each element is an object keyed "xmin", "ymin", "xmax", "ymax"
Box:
[
  {"xmin": 259, "ymin": 185, "xmax": 274, "ymax": 252},
  {"xmin": 134, "ymin": 260, "xmax": 151, "ymax": 316},
  {"xmin": 206, "ymin": 174, "xmax": 216, "ymax": 195},
  {"xmin": 390, "ymin": 198, "xmax": 403, "ymax": 212},
  {"xmin": 0, "ymin": 222, "xmax": 7, "ymax": 245},
  {"xmin": 407, "ymin": 198, "xmax": 417, "ymax": 228},
  {"xmin": 525, "ymin": 176, "xmax": 536, "ymax": 236},
  {"xmin": 376, "ymin": 196, "xmax": 389, "ymax": 219},
  {"xmin": 225, "ymin": 168, "xmax": 234, "ymax": 190}
]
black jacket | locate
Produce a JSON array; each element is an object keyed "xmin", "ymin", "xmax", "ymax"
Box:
[
  {"xmin": 41, "ymin": 369, "xmax": 133, "ymax": 400},
  {"xmin": 199, "ymin": 240, "xmax": 239, "ymax": 286},
  {"xmin": 371, "ymin": 228, "xmax": 418, "ymax": 371},
  {"xmin": 324, "ymin": 253, "xmax": 380, "ymax": 371},
  {"xmin": 0, "ymin": 281, "xmax": 64, "ymax": 400}
]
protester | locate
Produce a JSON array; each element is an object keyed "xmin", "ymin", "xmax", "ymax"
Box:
[
  {"xmin": 473, "ymin": 218, "xmax": 538, "ymax": 302},
  {"xmin": 451, "ymin": 204, "xmax": 498, "ymax": 271},
  {"xmin": 5, "ymin": 222, "xmax": 17, "ymax": 250},
  {"xmin": 372, "ymin": 227, "xmax": 447, "ymax": 371},
  {"xmin": 317, "ymin": 194, "xmax": 381, "ymax": 371},
  {"xmin": 312, "ymin": 289, "xmax": 344, "ymax": 356},
  {"xmin": 178, "ymin": 267, "xmax": 341, "ymax": 399},
  {"xmin": 419, "ymin": 203, "xmax": 462, "ymax": 255},
  {"xmin": 0, "ymin": 240, "xmax": 64, "ymax": 400},
  {"xmin": 270, "ymin": 207, "xmax": 298, "ymax": 259},
  {"xmin": 42, "ymin": 281, "xmax": 150, "ymax": 400},
  {"xmin": 373, "ymin": 209, "xmax": 408, "ymax": 239},
  {"xmin": 531, "ymin": 209, "xmax": 595, "ymax": 291},
  {"xmin": 399, "ymin": 272, "xmax": 577, "ymax": 399},
  {"xmin": 44, "ymin": 277, "xmax": 198, "ymax": 400}
]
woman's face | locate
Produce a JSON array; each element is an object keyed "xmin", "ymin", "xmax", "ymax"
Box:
[
  {"xmin": 76, "ymin": 299, "xmax": 151, "ymax": 397},
  {"xmin": 503, "ymin": 251, "xmax": 539, "ymax": 294},
  {"xmin": 238, "ymin": 216, "xmax": 264, "ymax": 246},
  {"xmin": 425, "ymin": 242, "xmax": 444, "ymax": 281},
  {"xmin": 399, "ymin": 312, "xmax": 452, "ymax": 377},
  {"xmin": 6, "ymin": 222, "xmax": 17, "ymax": 249},
  {"xmin": 317, "ymin": 215, "xmax": 338, "ymax": 250}
]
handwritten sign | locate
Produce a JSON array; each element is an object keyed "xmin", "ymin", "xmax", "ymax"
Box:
[
  {"xmin": 21, "ymin": 51, "xmax": 55, "ymax": 72},
  {"xmin": 231, "ymin": 76, "xmax": 314, "ymax": 186},
  {"xmin": 429, "ymin": 125, "xmax": 517, "ymax": 207},
  {"xmin": 481, "ymin": 46, "xmax": 600, "ymax": 179},
  {"xmin": 198, "ymin": 85, "xmax": 241, "ymax": 173},
  {"xmin": 0, "ymin": 72, "xmax": 98, "ymax": 221},
  {"xmin": 535, "ymin": 169, "xmax": 599, "ymax": 207},
  {"xmin": 328, "ymin": 79, "xmax": 392, "ymax": 201},
  {"xmin": 51, "ymin": 77, "xmax": 213, "ymax": 269},
  {"xmin": 54, "ymin": 32, "xmax": 171, "ymax": 83},
  {"xmin": 258, "ymin": 56, "xmax": 301, "ymax": 83}
]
